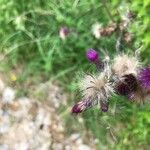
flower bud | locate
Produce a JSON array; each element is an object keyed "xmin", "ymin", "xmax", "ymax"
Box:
[
  {"xmin": 72, "ymin": 99, "xmax": 93, "ymax": 114},
  {"xmin": 87, "ymin": 49, "xmax": 104, "ymax": 70}
]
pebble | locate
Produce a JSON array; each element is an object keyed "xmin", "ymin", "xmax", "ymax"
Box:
[
  {"xmin": 78, "ymin": 144, "xmax": 91, "ymax": 150},
  {"xmin": 0, "ymin": 82, "xmax": 95, "ymax": 150},
  {"xmin": 2, "ymin": 87, "xmax": 15, "ymax": 104},
  {"xmin": 0, "ymin": 79, "xmax": 5, "ymax": 92}
]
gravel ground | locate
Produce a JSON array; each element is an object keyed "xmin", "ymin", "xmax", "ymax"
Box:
[{"xmin": 0, "ymin": 78, "xmax": 96, "ymax": 150}]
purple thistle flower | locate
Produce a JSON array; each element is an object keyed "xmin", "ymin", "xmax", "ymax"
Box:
[
  {"xmin": 115, "ymin": 74, "xmax": 138, "ymax": 96},
  {"xmin": 138, "ymin": 67, "xmax": 150, "ymax": 89},
  {"xmin": 86, "ymin": 49, "xmax": 104, "ymax": 70},
  {"xmin": 72, "ymin": 98, "xmax": 95, "ymax": 114},
  {"xmin": 87, "ymin": 49, "xmax": 99, "ymax": 62}
]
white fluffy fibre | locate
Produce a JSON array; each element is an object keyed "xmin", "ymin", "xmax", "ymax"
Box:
[
  {"xmin": 112, "ymin": 54, "xmax": 141, "ymax": 77},
  {"xmin": 79, "ymin": 73, "xmax": 114, "ymax": 101},
  {"xmin": 91, "ymin": 23, "xmax": 102, "ymax": 39}
]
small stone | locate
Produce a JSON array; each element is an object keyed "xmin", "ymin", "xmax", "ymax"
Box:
[
  {"xmin": 0, "ymin": 112, "xmax": 10, "ymax": 134},
  {"xmin": 0, "ymin": 144, "xmax": 9, "ymax": 150},
  {"xmin": 78, "ymin": 144, "xmax": 91, "ymax": 150},
  {"xmin": 0, "ymin": 79, "xmax": 5, "ymax": 93},
  {"xmin": 65, "ymin": 145, "xmax": 71, "ymax": 150},
  {"xmin": 75, "ymin": 138, "xmax": 83, "ymax": 145},
  {"xmin": 2, "ymin": 87, "xmax": 16, "ymax": 104},
  {"xmin": 14, "ymin": 142, "xmax": 29, "ymax": 150},
  {"xmin": 70, "ymin": 133, "xmax": 81, "ymax": 141},
  {"xmin": 9, "ymin": 102, "xmax": 20, "ymax": 111},
  {"xmin": 52, "ymin": 143, "xmax": 63, "ymax": 150}
]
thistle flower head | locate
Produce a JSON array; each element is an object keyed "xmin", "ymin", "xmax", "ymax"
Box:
[
  {"xmin": 72, "ymin": 72, "xmax": 113, "ymax": 113},
  {"xmin": 138, "ymin": 67, "xmax": 150, "ymax": 89},
  {"xmin": 80, "ymin": 73, "xmax": 113, "ymax": 101},
  {"xmin": 112, "ymin": 54, "xmax": 140, "ymax": 77}
]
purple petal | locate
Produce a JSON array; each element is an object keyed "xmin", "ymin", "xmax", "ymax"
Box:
[
  {"xmin": 86, "ymin": 49, "xmax": 99, "ymax": 62},
  {"xmin": 86, "ymin": 49, "xmax": 104, "ymax": 70},
  {"xmin": 72, "ymin": 98, "xmax": 94, "ymax": 114},
  {"xmin": 138, "ymin": 67, "xmax": 150, "ymax": 88}
]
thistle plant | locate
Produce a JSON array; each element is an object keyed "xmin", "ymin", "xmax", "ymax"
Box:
[
  {"xmin": 71, "ymin": 9, "xmax": 150, "ymax": 114},
  {"xmin": 72, "ymin": 49, "xmax": 150, "ymax": 114}
]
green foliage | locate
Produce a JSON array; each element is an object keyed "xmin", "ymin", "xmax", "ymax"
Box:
[
  {"xmin": 116, "ymin": 107, "xmax": 150, "ymax": 150},
  {"xmin": 0, "ymin": 0, "xmax": 107, "ymax": 78},
  {"xmin": 0, "ymin": 0, "xmax": 150, "ymax": 149},
  {"xmin": 112, "ymin": 0, "xmax": 150, "ymax": 63},
  {"xmin": 131, "ymin": 0, "xmax": 150, "ymax": 64}
]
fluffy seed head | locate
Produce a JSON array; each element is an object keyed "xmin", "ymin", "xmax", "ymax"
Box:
[
  {"xmin": 112, "ymin": 54, "xmax": 140, "ymax": 77},
  {"xmin": 79, "ymin": 73, "xmax": 114, "ymax": 101},
  {"xmin": 92, "ymin": 23, "xmax": 102, "ymax": 39},
  {"xmin": 138, "ymin": 67, "xmax": 150, "ymax": 89}
]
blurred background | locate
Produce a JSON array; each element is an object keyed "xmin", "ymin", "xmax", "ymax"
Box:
[{"xmin": 0, "ymin": 0, "xmax": 150, "ymax": 149}]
